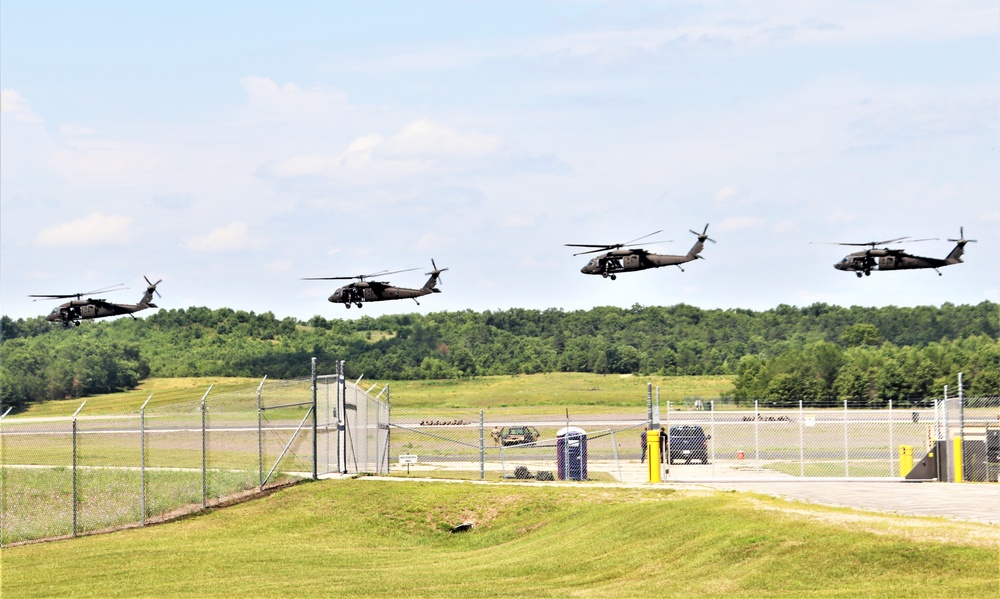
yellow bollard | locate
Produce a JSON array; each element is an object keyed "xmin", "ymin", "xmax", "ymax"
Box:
[
  {"xmin": 898, "ymin": 445, "xmax": 913, "ymax": 478},
  {"xmin": 953, "ymin": 437, "xmax": 963, "ymax": 482},
  {"xmin": 647, "ymin": 429, "xmax": 661, "ymax": 483}
]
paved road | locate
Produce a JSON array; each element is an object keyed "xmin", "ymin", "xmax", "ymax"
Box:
[
  {"xmin": 691, "ymin": 480, "xmax": 1000, "ymax": 525},
  {"xmin": 620, "ymin": 460, "xmax": 1000, "ymax": 524}
]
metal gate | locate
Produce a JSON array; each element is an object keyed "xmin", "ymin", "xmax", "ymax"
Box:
[{"xmin": 316, "ymin": 361, "xmax": 389, "ymax": 476}]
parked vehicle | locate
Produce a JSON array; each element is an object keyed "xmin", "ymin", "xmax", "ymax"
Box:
[
  {"xmin": 500, "ymin": 426, "xmax": 540, "ymax": 446},
  {"xmin": 668, "ymin": 425, "xmax": 710, "ymax": 464}
]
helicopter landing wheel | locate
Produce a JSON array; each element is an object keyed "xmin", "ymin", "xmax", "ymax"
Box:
[
  {"xmin": 864, "ymin": 270, "xmax": 871, "ymax": 276},
  {"xmin": 856, "ymin": 272, "xmax": 863, "ymax": 278},
  {"xmin": 345, "ymin": 304, "xmax": 351, "ymax": 309},
  {"xmin": 355, "ymin": 303, "xmax": 363, "ymax": 308},
  {"xmin": 610, "ymin": 274, "xmax": 617, "ymax": 280}
]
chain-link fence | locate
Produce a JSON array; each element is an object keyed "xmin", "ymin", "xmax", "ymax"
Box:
[
  {"xmin": 0, "ymin": 375, "xmax": 319, "ymax": 546},
  {"xmin": 387, "ymin": 408, "xmax": 646, "ymax": 482},
  {"xmin": 385, "ymin": 396, "xmax": 1000, "ymax": 484}
]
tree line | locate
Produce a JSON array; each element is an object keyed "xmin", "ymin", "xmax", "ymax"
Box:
[{"xmin": 1, "ymin": 301, "xmax": 997, "ymax": 412}]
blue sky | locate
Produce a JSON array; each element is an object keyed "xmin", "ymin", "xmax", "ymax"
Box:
[{"xmin": 2, "ymin": 1, "xmax": 998, "ymax": 322}]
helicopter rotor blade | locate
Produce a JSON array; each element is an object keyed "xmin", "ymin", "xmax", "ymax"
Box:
[
  {"xmin": 623, "ymin": 239, "xmax": 671, "ymax": 248},
  {"xmin": 30, "ymin": 283, "xmax": 128, "ymax": 301},
  {"xmin": 811, "ymin": 237, "xmax": 911, "ymax": 248},
  {"xmin": 570, "ymin": 247, "xmax": 616, "ymax": 256},
  {"xmin": 302, "ymin": 267, "xmax": 420, "ymax": 282},
  {"xmin": 622, "ymin": 230, "xmax": 663, "ymax": 246}
]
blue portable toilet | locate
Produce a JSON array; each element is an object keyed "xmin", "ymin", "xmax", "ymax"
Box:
[{"xmin": 557, "ymin": 426, "xmax": 588, "ymax": 481}]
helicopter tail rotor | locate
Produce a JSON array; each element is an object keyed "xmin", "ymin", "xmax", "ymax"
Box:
[
  {"xmin": 424, "ymin": 259, "xmax": 448, "ymax": 289},
  {"xmin": 689, "ymin": 223, "xmax": 716, "ymax": 244},
  {"xmin": 144, "ymin": 276, "xmax": 163, "ymax": 299},
  {"xmin": 947, "ymin": 226, "xmax": 977, "ymax": 244}
]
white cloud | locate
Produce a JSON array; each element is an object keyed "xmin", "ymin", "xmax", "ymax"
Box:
[
  {"xmin": 377, "ymin": 119, "xmax": 503, "ymax": 161},
  {"xmin": 184, "ymin": 221, "xmax": 261, "ymax": 252},
  {"xmin": 0, "ymin": 89, "xmax": 42, "ymax": 124},
  {"xmin": 239, "ymin": 76, "xmax": 350, "ymax": 121},
  {"xmin": 35, "ymin": 213, "xmax": 135, "ymax": 248},
  {"xmin": 262, "ymin": 119, "xmax": 505, "ymax": 180}
]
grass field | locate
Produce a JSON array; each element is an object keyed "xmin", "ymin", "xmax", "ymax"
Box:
[
  {"xmin": 2, "ymin": 479, "xmax": 995, "ymax": 598},
  {"xmin": 13, "ymin": 377, "xmax": 264, "ymax": 418},
  {"xmin": 10, "ymin": 373, "xmax": 734, "ymax": 418},
  {"xmin": 386, "ymin": 372, "xmax": 735, "ymax": 410}
]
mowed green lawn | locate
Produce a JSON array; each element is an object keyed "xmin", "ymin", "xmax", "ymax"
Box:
[
  {"xmin": 387, "ymin": 372, "xmax": 734, "ymax": 410},
  {"xmin": 3, "ymin": 479, "xmax": 995, "ymax": 598},
  {"xmin": 12, "ymin": 373, "xmax": 734, "ymax": 417}
]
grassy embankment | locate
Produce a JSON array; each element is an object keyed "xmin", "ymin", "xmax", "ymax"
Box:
[
  {"xmin": 2, "ymin": 479, "xmax": 996, "ymax": 598},
  {"xmin": 13, "ymin": 373, "xmax": 735, "ymax": 417}
]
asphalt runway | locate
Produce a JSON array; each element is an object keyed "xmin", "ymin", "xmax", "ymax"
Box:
[{"xmin": 692, "ymin": 480, "xmax": 1000, "ymax": 525}]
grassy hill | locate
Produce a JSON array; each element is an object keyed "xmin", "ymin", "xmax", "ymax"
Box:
[{"xmin": 3, "ymin": 479, "xmax": 995, "ymax": 598}]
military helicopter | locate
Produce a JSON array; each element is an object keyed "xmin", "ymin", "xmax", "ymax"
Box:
[
  {"xmin": 302, "ymin": 260, "xmax": 447, "ymax": 308},
  {"xmin": 823, "ymin": 228, "xmax": 975, "ymax": 277},
  {"xmin": 566, "ymin": 224, "xmax": 715, "ymax": 279},
  {"xmin": 30, "ymin": 276, "xmax": 162, "ymax": 326}
]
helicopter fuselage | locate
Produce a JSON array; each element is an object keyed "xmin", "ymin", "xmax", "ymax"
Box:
[
  {"xmin": 834, "ymin": 236, "xmax": 969, "ymax": 278},
  {"xmin": 47, "ymin": 299, "xmax": 156, "ymax": 325},
  {"xmin": 330, "ymin": 283, "xmax": 438, "ymax": 306},
  {"xmin": 581, "ymin": 250, "xmax": 696, "ymax": 276},
  {"xmin": 326, "ymin": 266, "xmax": 445, "ymax": 308}
]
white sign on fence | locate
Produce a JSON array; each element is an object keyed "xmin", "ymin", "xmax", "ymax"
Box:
[
  {"xmin": 804, "ymin": 415, "xmax": 816, "ymax": 427},
  {"xmin": 399, "ymin": 454, "xmax": 418, "ymax": 465}
]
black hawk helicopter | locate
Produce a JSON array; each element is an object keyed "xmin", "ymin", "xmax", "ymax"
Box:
[
  {"xmin": 566, "ymin": 224, "xmax": 715, "ymax": 280},
  {"xmin": 31, "ymin": 276, "xmax": 162, "ymax": 326},
  {"xmin": 823, "ymin": 228, "xmax": 975, "ymax": 277},
  {"xmin": 303, "ymin": 260, "xmax": 447, "ymax": 308}
]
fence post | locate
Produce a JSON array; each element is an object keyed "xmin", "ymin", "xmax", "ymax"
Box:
[
  {"xmin": 72, "ymin": 401, "xmax": 86, "ymax": 537},
  {"xmin": 798, "ymin": 400, "xmax": 804, "ymax": 477},
  {"xmin": 958, "ymin": 372, "xmax": 965, "ymax": 482},
  {"xmin": 843, "ymin": 400, "xmax": 849, "ymax": 477},
  {"xmin": 201, "ymin": 385, "xmax": 213, "ymax": 508},
  {"xmin": 312, "ymin": 357, "xmax": 318, "ymax": 480},
  {"xmin": 888, "ymin": 399, "xmax": 894, "ymax": 478},
  {"xmin": 754, "ymin": 400, "xmax": 760, "ymax": 474},
  {"xmin": 479, "ymin": 410, "xmax": 485, "ymax": 481},
  {"xmin": 384, "ymin": 386, "xmax": 391, "ymax": 475},
  {"xmin": 710, "ymin": 401, "xmax": 716, "ymax": 478},
  {"xmin": 666, "ymin": 400, "xmax": 671, "ymax": 466},
  {"xmin": 140, "ymin": 395, "xmax": 151, "ymax": 526},
  {"xmin": 646, "ymin": 383, "xmax": 653, "ymax": 429},
  {"xmin": 0, "ymin": 406, "xmax": 12, "ymax": 547},
  {"xmin": 257, "ymin": 375, "xmax": 267, "ymax": 490},
  {"xmin": 338, "ymin": 361, "xmax": 346, "ymax": 474}
]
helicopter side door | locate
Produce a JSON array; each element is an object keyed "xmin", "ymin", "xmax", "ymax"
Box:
[
  {"xmin": 878, "ymin": 255, "xmax": 898, "ymax": 270},
  {"xmin": 622, "ymin": 254, "xmax": 642, "ymax": 270},
  {"xmin": 80, "ymin": 304, "xmax": 98, "ymax": 318}
]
